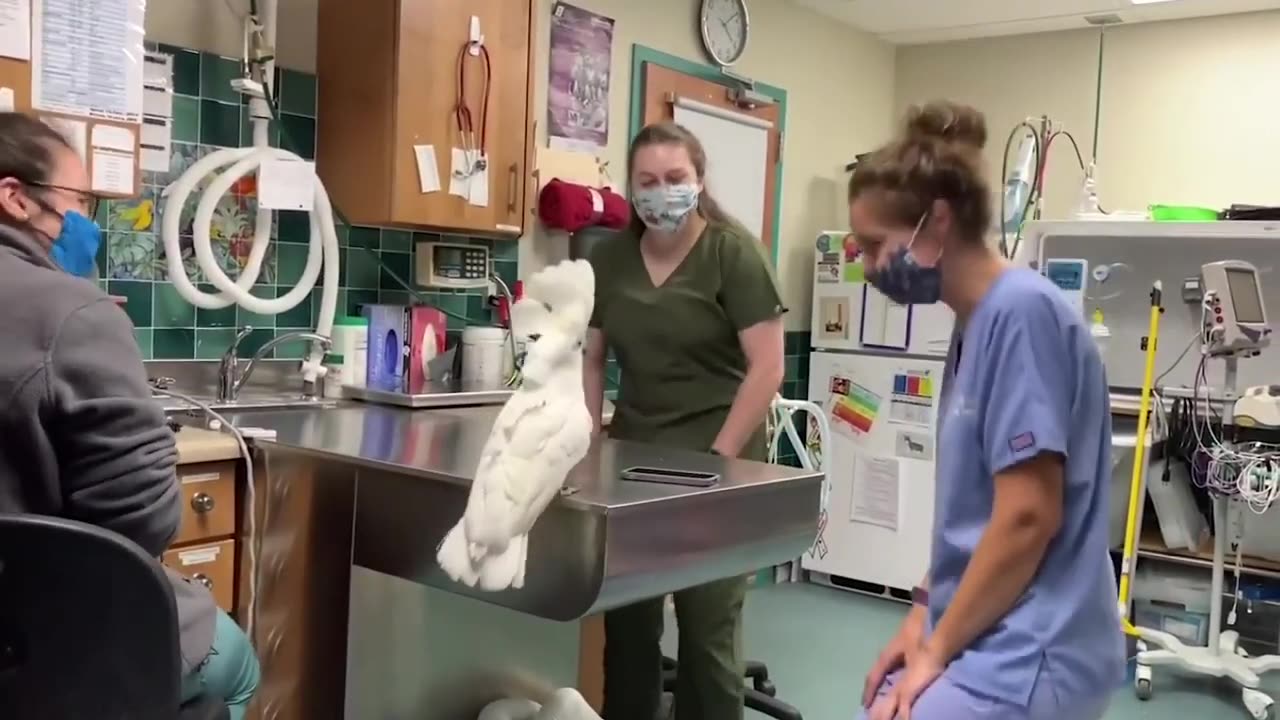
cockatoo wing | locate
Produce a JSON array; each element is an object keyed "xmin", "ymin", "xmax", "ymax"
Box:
[{"xmin": 464, "ymin": 391, "xmax": 572, "ymax": 547}]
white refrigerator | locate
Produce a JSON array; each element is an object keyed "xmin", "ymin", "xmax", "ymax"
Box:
[{"xmin": 804, "ymin": 232, "xmax": 953, "ymax": 593}]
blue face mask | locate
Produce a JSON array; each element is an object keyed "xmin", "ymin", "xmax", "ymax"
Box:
[
  {"xmin": 48, "ymin": 210, "xmax": 102, "ymax": 278},
  {"xmin": 632, "ymin": 183, "xmax": 700, "ymax": 234},
  {"xmin": 865, "ymin": 215, "xmax": 941, "ymax": 305}
]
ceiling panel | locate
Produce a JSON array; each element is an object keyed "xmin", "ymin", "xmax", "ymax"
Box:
[{"xmin": 792, "ymin": 0, "xmax": 1280, "ymax": 44}]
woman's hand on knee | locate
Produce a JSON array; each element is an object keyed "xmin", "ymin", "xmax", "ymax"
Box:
[{"xmin": 862, "ymin": 605, "xmax": 927, "ymax": 708}]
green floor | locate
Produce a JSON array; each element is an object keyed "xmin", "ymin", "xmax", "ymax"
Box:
[{"xmin": 660, "ymin": 582, "xmax": 1277, "ymax": 720}]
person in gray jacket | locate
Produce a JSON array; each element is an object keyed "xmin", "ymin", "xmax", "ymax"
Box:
[{"xmin": 0, "ymin": 112, "xmax": 260, "ymax": 718}]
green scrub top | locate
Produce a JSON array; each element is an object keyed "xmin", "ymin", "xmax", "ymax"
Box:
[{"xmin": 589, "ymin": 222, "xmax": 786, "ymax": 460}]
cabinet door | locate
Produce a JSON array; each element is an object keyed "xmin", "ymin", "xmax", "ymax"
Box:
[{"xmin": 392, "ymin": 0, "xmax": 533, "ymax": 236}]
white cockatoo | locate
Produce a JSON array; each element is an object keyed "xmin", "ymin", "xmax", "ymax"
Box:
[
  {"xmin": 436, "ymin": 258, "xmax": 596, "ymax": 591},
  {"xmin": 477, "ymin": 688, "xmax": 602, "ymax": 720}
]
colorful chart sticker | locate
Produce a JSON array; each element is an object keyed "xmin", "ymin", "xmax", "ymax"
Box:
[
  {"xmin": 829, "ymin": 378, "xmax": 882, "ymax": 438},
  {"xmin": 889, "ymin": 370, "xmax": 935, "ymax": 427}
]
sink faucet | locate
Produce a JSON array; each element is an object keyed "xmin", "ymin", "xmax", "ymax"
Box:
[
  {"xmin": 218, "ymin": 327, "xmax": 334, "ymax": 403},
  {"xmin": 489, "ymin": 271, "xmax": 521, "ymax": 388}
]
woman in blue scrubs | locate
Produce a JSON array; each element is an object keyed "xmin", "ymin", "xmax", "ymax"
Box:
[{"xmin": 850, "ymin": 101, "xmax": 1125, "ymax": 720}]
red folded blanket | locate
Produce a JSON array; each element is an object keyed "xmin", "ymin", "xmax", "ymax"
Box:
[{"xmin": 538, "ymin": 178, "xmax": 629, "ymax": 232}]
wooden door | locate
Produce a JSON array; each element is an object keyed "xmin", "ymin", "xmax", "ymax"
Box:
[
  {"xmin": 391, "ymin": 0, "xmax": 536, "ymax": 236},
  {"xmin": 641, "ymin": 64, "xmax": 781, "ymax": 251}
]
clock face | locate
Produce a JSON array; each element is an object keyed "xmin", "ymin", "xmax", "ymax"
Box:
[{"xmin": 700, "ymin": 0, "xmax": 748, "ymax": 67}]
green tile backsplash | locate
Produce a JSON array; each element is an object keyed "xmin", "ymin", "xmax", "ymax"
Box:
[
  {"xmin": 107, "ymin": 44, "xmax": 810, "ymax": 461},
  {"xmin": 101, "ymin": 43, "xmax": 516, "ymax": 361}
]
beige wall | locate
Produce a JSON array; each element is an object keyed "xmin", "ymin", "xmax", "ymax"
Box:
[
  {"xmin": 895, "ymin": 10, "xmax": 1280, "ymax": 221},
  {"xmin": 145, "ymin": 0, "xmax": 897, "ymax": 331}
]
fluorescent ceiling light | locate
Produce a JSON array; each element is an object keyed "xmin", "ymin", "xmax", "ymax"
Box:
[{"xmin": 1130, "ymin": 0, "xmax": 1177, "ymax": 5}]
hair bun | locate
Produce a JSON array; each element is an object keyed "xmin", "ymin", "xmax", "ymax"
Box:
[{"xmin": 904, "ymin": 101, "xmax": 988, "ymax": 151}]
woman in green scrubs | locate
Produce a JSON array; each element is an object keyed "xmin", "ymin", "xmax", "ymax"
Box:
[{"xmin": 583, "ymin": 122, "xmax": 787, "ymax": 720}]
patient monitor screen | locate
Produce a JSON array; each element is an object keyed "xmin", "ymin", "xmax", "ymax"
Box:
[{"xmin": 1226, "ymin": 268, "xmax": 1265, "ymax": 324}]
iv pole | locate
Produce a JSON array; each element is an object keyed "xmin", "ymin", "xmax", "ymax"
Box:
[{"xmin": 1134, "ymin": 351, "xmax": 1280, "ymax": 719}]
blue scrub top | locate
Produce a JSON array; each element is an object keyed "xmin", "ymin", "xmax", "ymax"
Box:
[{"xmin": 930, "ymin": 268, "xmax": 1125, "ymax": 706}]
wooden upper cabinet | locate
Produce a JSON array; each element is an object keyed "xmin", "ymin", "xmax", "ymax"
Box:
[{"xmin": 315, "ymin": 0, "xmax": 536, "ymax": 237}]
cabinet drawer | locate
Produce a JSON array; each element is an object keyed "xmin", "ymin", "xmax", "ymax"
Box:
[
  {"xmin": 163, "ymin": 539, "xmax": 236, "ymax": 614},
  {"xmin": 175, "ymin": 461, "xmax": 237, "ymax": 544}
]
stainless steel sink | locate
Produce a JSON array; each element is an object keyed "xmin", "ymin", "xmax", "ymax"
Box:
[
  {"xmin": 147, "ymin": 359, "xmax": 340, "ymax": 416},
  {"xmin": 154, "ymin": 389, "xmax": 338, "ymax": 415}
]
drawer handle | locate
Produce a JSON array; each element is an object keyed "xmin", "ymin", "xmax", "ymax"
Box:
[
  {"xmin": 192, "ymin": 573, "xmax": 214, "ymax": 590},
  {"xmin": 507, "ymin": 163, "xmax": 518, "ymax": 214},
  {"xmin": 191, "ymin": 492, "xmax": 216, "ymax": 513}
]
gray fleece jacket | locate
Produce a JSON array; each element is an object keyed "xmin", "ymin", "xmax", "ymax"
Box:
[{"xmin": 0, "ymin": 224, "xmax": 216, "ymax": 673}]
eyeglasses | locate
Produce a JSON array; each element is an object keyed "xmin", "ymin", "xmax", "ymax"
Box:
[{"xmin": 26, "ymin": 181, "xmax": 101, "ymax": 221}]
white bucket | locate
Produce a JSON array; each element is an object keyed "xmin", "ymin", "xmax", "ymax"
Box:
[{"xmin": 461, "ymin": 326, "xmax": 511, "ymax": 391}]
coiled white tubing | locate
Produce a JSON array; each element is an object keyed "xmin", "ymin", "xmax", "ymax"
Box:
[{"xmin": 161, "ymin": 145, "xmax": 340, "ymax": 380}]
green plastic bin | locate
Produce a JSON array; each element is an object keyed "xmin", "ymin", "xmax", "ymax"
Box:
[{"xmin": 1150, "ymin": 205, "xmax": 1219, "ymax": 222}]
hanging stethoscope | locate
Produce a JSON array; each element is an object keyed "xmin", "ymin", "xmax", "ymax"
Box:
[{"xmin": 453, "ymin": 39, "xmax": 492, "ymax": 181}]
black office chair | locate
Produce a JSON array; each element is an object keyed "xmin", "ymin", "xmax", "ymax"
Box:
[
  {"xmin": 0, "ymin": 513, "xmax": 228, "ymax": 720},
  {"xmin": 661, "ymin": 655, "xmax": 803, "ymax": 720}
]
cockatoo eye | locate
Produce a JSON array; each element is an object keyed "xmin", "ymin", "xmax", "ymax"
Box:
[
  {"xmin": 528, "ymin": 333, "xmax": 542, "ymax": 342},
  {"xmin": 542, "ymin": 302, "xmax": 553, "ymax": 312}
]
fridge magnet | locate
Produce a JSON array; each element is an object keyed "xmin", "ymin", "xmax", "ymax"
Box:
[
  {"xmin": 888, "ymin": 368, "xmax": 935, "ymax": 427},
  {"xmin": 842, "ymin": 233, "xmax": 859, "ymax": 262},
  {"xmin": 828, "ymin": 375, "xmax": 881, "ymax": 440},
  {"xmin": 843, "ymin": 259, "xmax": 865, "ymax": 284},
  {"xmin": 895, "ymin": 430, "xmax": 934, "ymax": 461},
  {"xmin": 818, "ymin": 297, "xmax": 848, "ymax": 341},
  {"xmin": 809, "ymin": 510, "xmax": 829, "ymax": 559},
  {"xmin": 816, "ymin": 251, "xmax": 840, "ymax": 283},
  {"xmin": 842, "ymin": 236, "xmax": 864, "ymax": 283}
]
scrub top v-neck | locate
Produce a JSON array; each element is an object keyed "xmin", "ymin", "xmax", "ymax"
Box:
[
  {"xmin": 931, "ymin": 268, "xmax": 1125, "ymax": 707},
  {"xmin": 588, "ymin": 222, "xmax": 785, "ymax": 458}
]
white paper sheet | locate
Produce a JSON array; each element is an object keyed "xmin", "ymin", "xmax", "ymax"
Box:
[
  {"xmin": 140, "ymin": 117, "xmax": 171, "ymax": 172},
  {"xmin": 32, "ymin": 0, "xmax": 146, "ymax": 122},
  {"xmin": 850, "ymin": 456, "xmax": 900, "ymax": 531},
  {"xmin": 140, "ymin": 145, "xmax": 168, "ymax": 173},
  {"xmin": 91, "ymin": 148, "xmax": 134, "ymax": 195},
  {"xmin": 467, "ymin": 154, "xmax": 490, "ymax": 208},
  {"xmin": 412, "ymin": 144, "xmax": 441, "ymax": 193},
  {"xmin": 448, "ymin": 147, "xmax": 470, "ymax": 198},
  {"xmin": 90, "ymin": 123, "xmax": 135, "ymax": 152},
  {"xmin": 43, "ymin": 116, "xmax": 87, "ymax": 162},
  {"xmin": 142, "ymin": 51, "xmax": 172, "ymax": 90},
  {"xmin": 143, "ymin": 86, "xmax": 172, "ymax": 118},
  {"xmin": 257, "ymin": 159, "xmax": 317, "ymax": 211},
  {"xmin": 860, "ymin": 285, "xmax": 911, "ymax": 350},
  {"xmin": 0, "ymin": 0, "xmax": 31, "ymax": 61}
]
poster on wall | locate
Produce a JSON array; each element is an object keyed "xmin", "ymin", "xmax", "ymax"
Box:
[{"xmin": 546, "ymin": 2, "xmax": 614, "ymax": 153}]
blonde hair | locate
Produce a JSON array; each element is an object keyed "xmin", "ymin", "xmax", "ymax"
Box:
[{"xmin": 848, "ymin": 100, "xmax": 992, "ymax": 241}]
